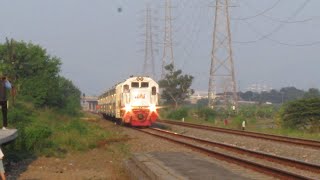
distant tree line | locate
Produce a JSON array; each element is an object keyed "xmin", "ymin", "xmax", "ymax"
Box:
[
  {"xmin": 0, "ymin": 38, "xmax": 81, "ymax": 114},
  {"xmin": 239, "ymin": 87, "xmax": 320, "ymax": 104}
]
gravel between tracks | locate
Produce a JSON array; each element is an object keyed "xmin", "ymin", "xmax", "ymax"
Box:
[{"xmin": 158, "ymin": 122, "xmax": 320, "ymax": 165}]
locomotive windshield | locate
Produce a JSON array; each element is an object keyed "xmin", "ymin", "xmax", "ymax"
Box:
[
  {"xmin": 131, "ymin": 82, "xmax": 149, "ymax": 88},
  {"xmin": 131, "ymin": 82, "xmax": 139, "ymax": 88},
  {"xmin": 141, "ymin": 82, "xmax": 149, "ymax": 88}
]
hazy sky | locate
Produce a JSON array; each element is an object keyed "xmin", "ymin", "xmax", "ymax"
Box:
[{"xmin": 1, "ymin": 0, "xmax": 320, "ymax": 95}]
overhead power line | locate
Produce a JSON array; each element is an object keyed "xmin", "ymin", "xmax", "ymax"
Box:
[
  {"xmin": 240, "ymin": 19, "xmax": 320, "ymax": 47},
  {"xmin": 235, "ymin": 0, "xmax": 312, "ymax": 24},
  {"xmin": 231, "ymin": 0, "xmax": 281, "ymax": 21},
  {"xmin": 233, "ymin": 0, "xmax": 320, "ymax": 46}
]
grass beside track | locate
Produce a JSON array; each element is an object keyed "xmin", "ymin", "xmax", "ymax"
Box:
[{"xmin": 4, "ymin": 103, "xmax": 129, "ymax": 161}]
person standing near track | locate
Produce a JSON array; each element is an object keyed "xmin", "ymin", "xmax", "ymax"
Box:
[
  {"xmin": 224, "ymin": 119, "xmax": 228, "ymax": 126},
  {"xmin": 242, "ymin": 120, "xmax": 246, "ymax": 131},
  {"xmin": 0, "ymin": 75, "xmax": 12, "ymax": 130}
]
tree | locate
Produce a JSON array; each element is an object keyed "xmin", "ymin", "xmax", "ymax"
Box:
[
  {"xmin": 159, "ymin": 64, "xmax": 194, "ymax": 108},
  {"xmin": 56, "ymin": 76, "xmax": 81, "ymax": 115},
  {"xmin": 240, "ymin": 91, "xmax": 254, "ymax": 101},
  {"xmin": 197, "ymin": 98, "xmax": 209, "ymax": 107},
  {"xmin": 279, "ymin": 98, "xmax": 320, "ymax": 132},
  {"xmin": 304, "ymin": 88, "xmax": 320, "ymax": 99},
  {"xmin": 239, "ymin": 87, "xmax": 308, "ymax": 104},
  {"xmin": 280, "ymin": 87, "xmax": 304, "ymax": 102},
  {"xmin": 0, "ymin": 39, "xmax": 81, "ymax": 112}
]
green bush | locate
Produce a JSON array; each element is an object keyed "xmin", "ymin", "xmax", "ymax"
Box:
[
  {"xmin": 238, "ymin": 106, "xmax": 256, "ymax": 118},
  {"xmin": 279, "ymin": 98, "xmax": 320, "ymax": 132},
  {"xmin": 238, "ymin": 105, "xmax": 277, "ymax": 119},
  {"xmin": 24, "ymin": 123, "xmax": 53, "ymax": 151},
  {"xmin": 197, "ymin": 107, "xmax": 216, "ymax": 121},
  {"xmin": 231, "ymin": 116, "xmax": 245, "ymax": 129},
  {"xmin": 167, "ymin": 107, "xmax": 189, "ymax": 120},
  {"xmin": 5, "ymin": 102, "xmax": 112, "ymax": 159},
  {"xmin": 8, "ymin": 102, "xmax": 33, "ymax": 125},
  {"xmin": 64, "ymin": 118, "xmax": 88, "ymax": 134}
]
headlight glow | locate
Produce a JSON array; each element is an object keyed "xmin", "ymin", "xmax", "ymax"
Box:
[
  {"xmin": 149, "ymin": 104, "xmax": 156, "ymax": 112},
  {"xmin": 125, "ymin": 104, "xmax": 132, "ymax": 112}
]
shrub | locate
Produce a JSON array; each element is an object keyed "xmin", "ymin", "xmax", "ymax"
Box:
[
  {"xmin": 279, "ymin": 98, "xmax": 320, "ymax": 132},
  {"xmin": 232, "ymin": 116, "xmax": 245, "ymax": 129},
  {"xmin": 5, "ymin": 102, "xmax": 112, "ymax": 159},
  {"xmin": 24, "ymin": 123, "xmax": 53, "ymax": 151},
  {"xmin": 197, "ymin": 107, "xmax": 216, "ymax": 121},
  {"xmin": 167, "ymin": 107, "xmax": 189, "ymax": 120}
]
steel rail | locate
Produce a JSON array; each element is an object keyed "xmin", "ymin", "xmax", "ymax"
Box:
[
  {"xmin": 150, "ymin": 127, "xmax": 320, "ymax": 174},
  {"xmin": 158, "ymin": 119, "xmax": 320, "ymax": 149},
  {"xmin": 134, "ymin": 128, "xmax": 314, "ymax": 180}
]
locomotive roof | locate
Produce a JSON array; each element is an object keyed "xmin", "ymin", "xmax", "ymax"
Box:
[{"xmin": 98, "ymin": 76, "xmax": 158, "ymax": 98}]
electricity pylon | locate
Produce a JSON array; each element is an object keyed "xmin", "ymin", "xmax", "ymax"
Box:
[
  {"xmin": 161, "ymin": 0, "xmax": 174, "ymax": 79},
  {"xmin": 208, "ymin": 0, "xmax": 238, "ymax": 110},
  {"xmin": 143, "ymin": 3, "xmax": 156, "ymax": 78}
]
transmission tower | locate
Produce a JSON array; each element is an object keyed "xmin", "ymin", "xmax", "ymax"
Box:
[
  {"xmin": 208, "ymin": 0, "xmax": 238, "ymax": 110},
  {"xmin": 143, "ymin": 3, "xmax": 156, "ymax": 78},
  {"xmin": 161, "ymin": 0, "xmax": 174, "ymax": 79}
]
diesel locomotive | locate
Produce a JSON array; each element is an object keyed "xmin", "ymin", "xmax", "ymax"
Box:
[{"xmin": 97, "ymin": 76, "xmax": 159, "ymax": 126}]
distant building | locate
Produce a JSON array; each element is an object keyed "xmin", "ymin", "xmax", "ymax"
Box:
[
  {"xmin": 81, "ymin": 96, "xmax": 98, "ymax": 112},
  {"xmin": 189, "ymin": 91, "xmax": 208, "ymax": 104},
  {"xmin": 246, "ymin": 83, "xmax": 272, "ymax": 93}
]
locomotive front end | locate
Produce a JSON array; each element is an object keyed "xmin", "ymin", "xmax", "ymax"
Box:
[{"xmin": 121, "ymin": 77, "xmax": 159, "ymax": 126}]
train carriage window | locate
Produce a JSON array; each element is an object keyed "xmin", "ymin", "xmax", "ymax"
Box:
[
  {"xmin": 131, "ymin": 82, "xmax": 139, "ymax": 88},
  {"xmin": 123, "ymin": 84, "xmax": 129, "ymax": 92},
  {"xmin": 141, "ymin": 82, "xmax": 149, "ymax": 88},
  {"xmin": 152, "ymin": 86, "xmax": 157, "ymax": 95}
]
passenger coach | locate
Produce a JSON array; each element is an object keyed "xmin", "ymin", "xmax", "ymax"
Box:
[{"xmin": 97, "ymin": 76, "xmax": 159, "ymax": 126}]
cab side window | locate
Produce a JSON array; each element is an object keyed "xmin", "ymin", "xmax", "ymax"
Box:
[
  {"xmin": 123, "ymin": 84, "xmax": 129, "ymax": 92},
  {"xmin": 152, "ymin": 86, "xmax": 156, "ymax": 95}
]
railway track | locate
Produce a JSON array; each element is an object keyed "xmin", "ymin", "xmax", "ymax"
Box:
[
  {"xmin": 135, "ymin": 127, "xmax": 319, "ymax": 180},
  {"xmin": 158, "ymin": 119, "xmax": 320, "ymax": 149}
]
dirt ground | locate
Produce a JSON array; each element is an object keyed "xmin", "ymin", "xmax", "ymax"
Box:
[
  {"xmin": 6, "ymin": 116, "xmax": 131, "ymax": 180},
  {"xmin": 10, "ymin": 148, "xmax": 128, "ymax": 180}
]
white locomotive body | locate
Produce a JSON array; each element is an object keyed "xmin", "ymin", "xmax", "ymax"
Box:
[{"xmin": 98, "ymin": 76, "xmax": 159, "ymax": 126}]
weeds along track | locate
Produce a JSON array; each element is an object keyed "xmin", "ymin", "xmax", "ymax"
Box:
[
  {"xmin": 158, "ymin": 120, "xmax": 320, "ymax": 149},
  {"xmin": 134, "ymin": 127, "xmax": 320, "ymax": 180}
]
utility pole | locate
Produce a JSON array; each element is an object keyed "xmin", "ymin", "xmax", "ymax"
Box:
[
  {"xmin": 208, "ymin": 0, "xmax": 238, "ymax": 110},
  {"xmin": 143, "ymin": 3, "xmax": 156, "ymax": 78},
  {"xmin": 161, "ymin": 0, "xmax": 174, "ymax": 79}
]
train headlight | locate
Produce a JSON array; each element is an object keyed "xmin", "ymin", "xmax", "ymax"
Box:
[
  {"xmin": 125, "ymin": 104, "xmax": 132, "ymax": 112},
  {"xmin": 149, "ymin": 104, "xmax": 156, "ymax": 112}
]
